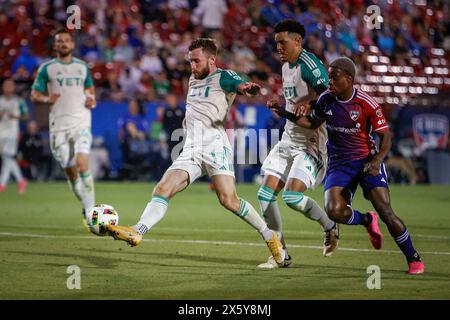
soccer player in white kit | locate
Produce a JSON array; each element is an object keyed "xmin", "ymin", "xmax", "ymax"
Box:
[
  {"xmin": 31, "ymin": 29, "xmax": 96, "ymax": 226},
  {"xmin": 107, "ymin": 38, "xmax": 286, "ymax": 265},
  {"xmin": 257, "ymin": 20, "xmax": 339, "ymax": 269},
  {"xmin": 0, "ymin": 79, "xmax": 29, "ymax": 193}
]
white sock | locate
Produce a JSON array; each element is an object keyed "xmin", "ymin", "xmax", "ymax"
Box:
[
  {"xmin": 282, "ymin": 191, "xmax": 335, "ymax": 231},
  {"xmin": 257, "ymin": 185, "xmax": 287, "ymax": 249},
  {"xmin": 80, "ymin": 171, "xmax": 95, "ymax": 210},
  {"xmin": 1, "ymin": 155, "xmax": 24, "ymax": 185},
  {"xmin": 68, "ymin": 178, "xmax": 84, "ymax": 204},
  {"xmin": 236, "ymin": 198, "xmax": 273, "ymax": 241},
  {"xmin": 133, "ymin": 195, "xmax": 169, "ymax": 235},
  {"xmin": 10, "ymin": 157, "xmax": 23, "ymax": 182},
  {"xmin": 1, "ymin": 155, "xmax": 12, "ymax": 185}
]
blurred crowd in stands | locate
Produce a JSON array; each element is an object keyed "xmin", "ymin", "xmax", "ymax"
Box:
[{"xmin": 0, "ymin": 0, "xmax": 449, "ymax": 183}]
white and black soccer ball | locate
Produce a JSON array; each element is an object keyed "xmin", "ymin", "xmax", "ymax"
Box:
[{"xmin": 86, "ymin": 204, "xmax": 119, "ymax": 236}]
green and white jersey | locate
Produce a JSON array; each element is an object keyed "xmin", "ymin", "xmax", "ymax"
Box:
[
  {"xmin": 0, "ymin": 95, "xmax": 28, "ymax": 139},
  {"xmin": 32, "ymin": 57, "xmax": 94, "ymax": 132},
  {"xmin": 184, "ymin": 68, "xmax": 245, "ymax": 145},
  {"xmin": 281, "ymin": 49, "xmax": 328, "ymax": 156}
]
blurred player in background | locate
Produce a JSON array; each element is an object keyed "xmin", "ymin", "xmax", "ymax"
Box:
[
  {"xmin": 0, "ymin": 79, "xmax": 29, "ymax": 193},
  {"xmin": 258, "ymin": 19, "xmax": 339, "ymax": 269},
  {"xmin": 31, "ymin": 29, "xmax": 97, "ymax": 226},
  {"xmin": 107, "ymin": 38, "xmax": 286, "ymax": 266},
  {"xmin": 271, "ymin": 57, "xmax": 425, "ymax": 275}
]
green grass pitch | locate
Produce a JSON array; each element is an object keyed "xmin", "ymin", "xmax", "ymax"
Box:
[{"xmin": 0, "ymin": 182, "xmax": 449, "ymax": 299}]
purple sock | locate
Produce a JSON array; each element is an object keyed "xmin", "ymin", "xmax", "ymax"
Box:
[
  {"xmin": 394, "ymin": 229, "xmax": 419, "ymax": 261},
  {"xmin": 346, "ymin": 209, "xmax": 370, "ymax": 226}
]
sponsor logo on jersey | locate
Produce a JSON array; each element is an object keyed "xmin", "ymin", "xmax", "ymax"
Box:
[{"xmin": 328, "ymin": 124, "xmax": 361, "ymax": 133}]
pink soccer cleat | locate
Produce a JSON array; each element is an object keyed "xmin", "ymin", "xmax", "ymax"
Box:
[
  {"xmin": 0, "ymin": 184, "xmax": 6, "ymax": 193},
  {"xmin": 365, "ymin": 211, "xmax": 383, "ymax": 249},
  {"xmin": 18, "ymin": 179, "xmax": 27, "ymax": 194},
  {"xmin": 407, "ymin": 261, "xmax": 425, "ymax": 275}
]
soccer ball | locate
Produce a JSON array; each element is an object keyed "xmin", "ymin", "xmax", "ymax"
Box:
[{"xmin": 86, "ymin": 204, "xmax": 119, "ymax": 236}]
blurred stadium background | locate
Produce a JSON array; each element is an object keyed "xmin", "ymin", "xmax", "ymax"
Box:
[{"xmin": 1, "ymin": 0, "xmax": 449, "ymax": 184}]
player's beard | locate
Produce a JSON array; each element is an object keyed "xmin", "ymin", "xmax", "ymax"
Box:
[
  {"xmin": 193, "ymin": 65, "xmax": 210, "ymax": 80},
  {"xmin": 57, "ymin": 46, "xmax": 73, "ymax": 58}
]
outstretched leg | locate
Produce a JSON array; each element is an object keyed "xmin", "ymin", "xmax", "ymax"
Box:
[
  {"xmin": 213, "ymin": 174, "xmax": 286, "ymax": 265},
  {"xmin": 368, "ymin": 187, "xmax": 424, "ymax": 274},
  {"xmin": 107, "ymin": 169, "xmax": 189, "ymax": 246},
  {"xmin": 134, "ymin": 169, "xmax": 189, "ymax": 234}
]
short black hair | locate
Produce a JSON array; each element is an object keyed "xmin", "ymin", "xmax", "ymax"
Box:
[
  {"xmin": 188, "ymin": 38, "xmax": 218, "ymax": 56},
  {"xmin": 54, "ymin": 28, "xmax": 74, "ymax": 40},
  {"xmin": 274, "ymin": 19, "xmax": 306, "ymax": 38},
  {"xmin": 330, "ymin": 57, "xmax": 357, "ymax": 79}
]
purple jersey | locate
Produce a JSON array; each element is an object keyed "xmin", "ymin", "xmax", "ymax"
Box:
[{"xmin": 311, "ymin": 88, "xmax": 389, "ymax": 167}]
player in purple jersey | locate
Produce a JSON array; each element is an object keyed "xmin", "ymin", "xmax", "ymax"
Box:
[{"xmin": 269, "ymin": 57, "xmax": 424, "ymax": 275}]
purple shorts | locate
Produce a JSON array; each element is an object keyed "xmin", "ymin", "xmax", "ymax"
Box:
[{"xmin": 324, "ymin": 157, "xmax": 389, "ymax": 199}]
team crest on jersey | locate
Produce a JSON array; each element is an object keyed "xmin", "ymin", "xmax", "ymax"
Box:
[
  {"xmin": 376, "ymin": 109, "xmax": 383, "ymax": 117},
  {"xmin": 350, "ymin": 110, "xmax": 360, "ymax": 121},
  {"xmin": 312, "ymin": 68, "xmax": 321, "ymax": 77}
]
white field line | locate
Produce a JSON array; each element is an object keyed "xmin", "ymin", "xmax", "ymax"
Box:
[
  {"xmin": 0, "ymin": 231, "xmax": 449, "ymax": 256},
  {"xmin": 1, "ymin": 224, "xmax": 450, "ymax": 240}
]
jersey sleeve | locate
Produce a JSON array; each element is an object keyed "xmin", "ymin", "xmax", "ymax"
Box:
[
  {"xmin": 364, "ymin": 97, "xmax": 389, "ymax": 133},
  {"xmin": 310, "ymin": 92, "xmax": 328, "ymax": 121},
  {"xmin": 84, "ymin": 65, "xmax": 94, "ymax": 88},
  {"xmin": 219, "ymin": 70, "xmax": 246, "ymax": 93},
  {"xmin": 300, "ymin": 58, "xmax": 329, "ymax": 95},
  {"xmin": 31, "ymin": 64, "xmax": 49, "ymax": 93}
]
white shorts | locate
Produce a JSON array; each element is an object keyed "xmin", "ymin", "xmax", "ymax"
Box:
[
  {"xmin": 50, "ymin": 127, "xmax": 92, "ymax": 168},
  {"xmin": 0, "ymin": 137, "xmax": 18, "ymax": 156},
  {"xmin": 261, "ymin": 141, "xmax": 327, "ymax": 190},
  {"xmin": 167, "ymin": 137, "xmax": 235, "ymax": 184}
]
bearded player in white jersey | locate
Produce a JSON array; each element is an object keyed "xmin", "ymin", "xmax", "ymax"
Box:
[
  {"xmin": 106, "ymin": 38, "xmax": 286, "ymax": 266},
  {"xmin": 257, "ymin": 20, "xmax": 339, "ymax": 269},
  {"xmin": 31, "ymin": 29, "xmax": 96, "ymax": 227}
]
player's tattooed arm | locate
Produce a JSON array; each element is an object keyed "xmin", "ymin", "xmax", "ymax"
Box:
[
  {"xmin": 364, "ymin": 130, "xmax": 392, "ymax": 176},
  {"xmin": 30, "ymin": 90, "xmax": 60, "ymax": 104},
  {"xmin": 238, "ymin": 82, "xmax": 261, "ymax": 96},
  {"xmin": 85, "ymin": 86, "xmax": 96, "ymax": 109}
]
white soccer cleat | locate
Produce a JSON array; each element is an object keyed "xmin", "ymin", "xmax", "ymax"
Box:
[{"xmin": 257, "ymin": 254, "xmax": 293, "ymax": 269}]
